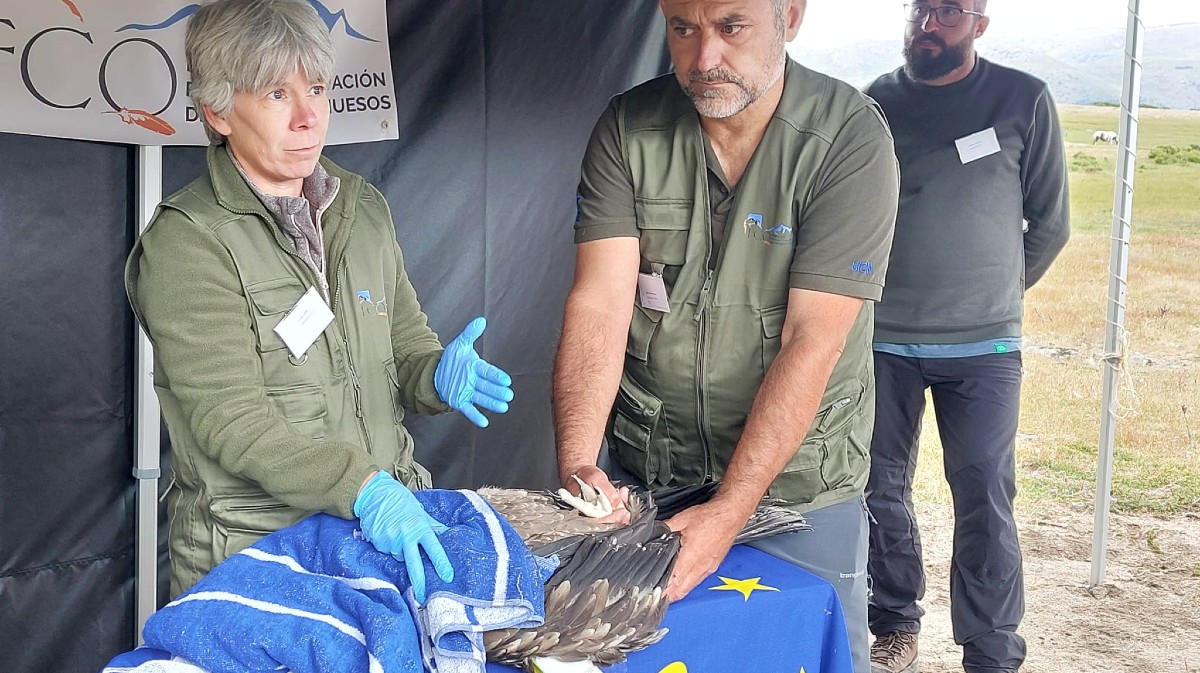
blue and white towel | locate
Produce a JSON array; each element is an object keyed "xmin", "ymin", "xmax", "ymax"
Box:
[
  {"xmin": 101, "ymin": 647, "xmax": 207, "ymax": 673},
  {"xmin": 135, "ymin": 489, "xmax": 555, "ymax": 673},
  {"xmin": 413, "ymin": 490, "xmax": 558, "ymax": 673}
]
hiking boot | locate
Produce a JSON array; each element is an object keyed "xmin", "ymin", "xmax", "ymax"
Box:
[{"xmin": 871, "ymin": 631, "xmax": 918, "ymax": 673}]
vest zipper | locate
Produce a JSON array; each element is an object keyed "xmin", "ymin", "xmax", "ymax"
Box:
[
  {"xmin": 346, "ymin": 335, "xmax": 366, "ymax": 421},
  {"xmin": 226, "ymin": 178, "xmax": 371, "ymax": 454},
  {"xmin": 692, "ymin": 271, "xmax": 715, "ymax": 323},
  {"xmin": 694, "ymin": 269, "xmax": 716, "ymax": 481},
  {"xmin": 332, "ymin": 261, "xmax": 373, "ymax": 454},
  {"xmin": 311, "ymin": 179, "xmax": 340, "ymax": 303}
]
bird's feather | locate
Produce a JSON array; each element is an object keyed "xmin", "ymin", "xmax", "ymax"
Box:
[{"xmin": 479, "ymin": 482, "xmax": 807, "ymax": 670}]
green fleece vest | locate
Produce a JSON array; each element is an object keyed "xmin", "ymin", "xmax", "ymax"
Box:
[
  {"xmin": 127, "ymin": 148, "xmax": 433, "ymax": 593},
  {"xmin": 608, "ymin": 63, "xmax": 876, "ymax": 511}
]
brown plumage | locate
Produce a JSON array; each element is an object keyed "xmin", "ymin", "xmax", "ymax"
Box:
[{"xmin": 477, "ymin": 483, "xmax": 808, "ymax": 671}]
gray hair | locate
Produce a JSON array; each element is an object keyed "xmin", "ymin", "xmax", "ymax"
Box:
[
  {"xmin": 772, "ymin": 0, "xmax": 786, "ymax": 33},
  {"xmin": 186, "ymin": 0, "xmax": 336, "ymax": 144}
]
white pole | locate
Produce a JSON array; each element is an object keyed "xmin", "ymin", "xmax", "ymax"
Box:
[
  {"xmin": 1091, "ymin": 0, "xmax": 1143, "ymax": 587},
  {"xmin": 134, "ymin": 145, "xmax": 164, "ymax": 639}
]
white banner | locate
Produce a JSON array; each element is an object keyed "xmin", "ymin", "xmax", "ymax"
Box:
[{"xmin": 0, "ymin": 0, "xmax": 398, "ymax": 146}]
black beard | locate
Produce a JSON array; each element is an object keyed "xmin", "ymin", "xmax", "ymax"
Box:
[{"xmin": 903, "ymin": 35, "xmax": 971, "ymax": 81}]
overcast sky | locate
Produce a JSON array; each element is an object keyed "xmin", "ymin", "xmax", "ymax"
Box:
[{"xmin": 794, "ymin": 0, "xmax": 1200, "ymax": 48}]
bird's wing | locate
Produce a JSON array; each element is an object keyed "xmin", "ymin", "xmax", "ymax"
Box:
[
  {"xmin": 734, "ymin": 502, "xmax": 811, "ymax": 544},
  {"xmin": 484, "ymin": 530, "xmax": 678, "ymax": 668},
  {"xmin": 485, "ymin": 490, "xmax": 677, "ymax": 669},
  {"xmin": 479, "ymin": 483, "xmax": 806, "ymax": 671},
  {"xmin": 478, "ymin": 486, "xmax": 622, "ymax": 549}
]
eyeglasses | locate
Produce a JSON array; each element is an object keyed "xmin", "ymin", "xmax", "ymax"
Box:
[{"xmin": 903, "ymin": 3, "xmax": 985, "ymax": 28}]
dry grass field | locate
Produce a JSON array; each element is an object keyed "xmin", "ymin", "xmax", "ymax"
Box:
[{"xmin": 903, "ymin": 105, "xmax": 1200, "ymax": 672}]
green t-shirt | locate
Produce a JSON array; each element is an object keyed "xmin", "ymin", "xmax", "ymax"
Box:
[{"xmin": 575, "ymin": 98, "xmax": 898, "ymax": 301}]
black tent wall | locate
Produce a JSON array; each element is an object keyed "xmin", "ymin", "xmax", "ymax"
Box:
[{"xmin": 0, "ymin": 2, "xmax": 668, "ymax": 671}]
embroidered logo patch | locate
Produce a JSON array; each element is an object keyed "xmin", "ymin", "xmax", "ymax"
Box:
[
  {"xmin": 743, "ymin": 213, "xmax": 794, "ymax": 246},
  {"xmin": 743, "ymin": 212, "xmax": 763, "ymax": 234},
  {"xmin": 851, "ymin": 260, "xmax": 874, "ymax": 274},
  {"xmin": 356, "ymin": 290, "xmax": 388, "ymax": 317}
]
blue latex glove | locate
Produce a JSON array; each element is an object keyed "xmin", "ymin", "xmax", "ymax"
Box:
[
  {"xmin": 353, "ymin": 471, "xmax": 453, "ymax": 602},
  {"xmin": 435, "ymin": 317, "xmax": 515, "ymax": 427}
]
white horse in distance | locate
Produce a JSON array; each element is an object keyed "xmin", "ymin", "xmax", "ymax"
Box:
[{"xmin": 1093, "ymin": 130, "xmax": 1118, "ymax": 144}]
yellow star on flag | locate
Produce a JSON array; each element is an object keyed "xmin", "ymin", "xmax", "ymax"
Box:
[{"xmin": 709, "ymin": 575, "xmax": 780, "ymax": 601}]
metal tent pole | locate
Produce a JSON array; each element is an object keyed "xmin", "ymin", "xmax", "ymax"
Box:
[
  {"xmin": 1091, "ymin": 0, "xmax": 1144, "ymax": 588},
  {"xmin": 134, "ymin": 145, "xmax": 163, "ymax": 639}
]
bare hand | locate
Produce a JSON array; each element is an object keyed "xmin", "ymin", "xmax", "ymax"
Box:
[
  {"xmin": 664, "ymin": 501, "xmax": 744, "ymax": 601},
  {"xmin": 562, "ymin": 464, "xmax": 631, "ymax": 525}
]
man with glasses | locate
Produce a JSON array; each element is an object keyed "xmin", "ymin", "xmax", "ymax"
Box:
[{"xmin": 863, "ymin": 2, "xmax": 1069, "ymax": 672}]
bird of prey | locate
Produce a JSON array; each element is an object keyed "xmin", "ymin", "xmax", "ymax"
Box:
[{"xmin": 477, "ymin": 481, "xmax": 808, "ymax": 672}]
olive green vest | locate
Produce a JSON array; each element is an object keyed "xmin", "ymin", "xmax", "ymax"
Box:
[
  {"xmin": 607, "ymin": 62, "xmax": 876, "ymax": 511},
  {"xmin": 127, "ymin": 148, "xmax": 431, "ymax": 594}
]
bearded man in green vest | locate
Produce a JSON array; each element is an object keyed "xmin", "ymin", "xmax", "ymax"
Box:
[
  {"xmin": 125, "ymin": 0, "xmax": 513, "ymax": 601},
  {"xmin": 551, "ymin": 0, "xmax": 898, "ymax": 670}
]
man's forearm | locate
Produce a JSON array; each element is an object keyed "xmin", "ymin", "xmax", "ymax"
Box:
[
  {"xmin": 552, "ymin": 293, "xmax": 632, "ymax": 483},
  {"xmin": 716, "ymin": 338, "xmax": 842, "ymax": 516},
  {"xmin": 716, "ymin": 292, "xmax": 862, "ymax": 517}
]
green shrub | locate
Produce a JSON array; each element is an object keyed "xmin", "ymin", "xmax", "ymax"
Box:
[
  {"xmin": 1148, "ymin": 144, "xmax": 1200, "ymax": 165},
  {"xmin": 1071, "ymin": 152, "xmax": 1106, "ymax": 173}
]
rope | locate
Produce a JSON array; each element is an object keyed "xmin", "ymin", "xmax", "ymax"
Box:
[{"xmin": 1098, "ymin": 327, "xmax": 1140, "ymax": 420}]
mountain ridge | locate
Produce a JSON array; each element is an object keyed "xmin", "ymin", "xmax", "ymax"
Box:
[{"xmin": 788, "ymin": 23, "xmax": 1200, "ymax": 110}]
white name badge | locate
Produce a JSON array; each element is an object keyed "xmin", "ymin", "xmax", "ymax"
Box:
[
  {"xmin": 955, "ymin": 127, "xmax": 1001, "ymax": 164},
  {"xmin": 273, "ymin": 286, "xmax": 335, "ymax": 359},
  {"xmin": 637, "ymin": 273, "xmax": 671, "ymax": 313}
]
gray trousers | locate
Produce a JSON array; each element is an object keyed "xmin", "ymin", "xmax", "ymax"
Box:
[
  {"xmin": 600, "ymin": 448, "xmax": 871, "ymax": 673},
  {"xmin": 748, "ymin": 497, "xmax": 870, "ymax": 673},
  {"xmin": 866, "ymin": 351, "xmax": 1026, "ymax": 673}
]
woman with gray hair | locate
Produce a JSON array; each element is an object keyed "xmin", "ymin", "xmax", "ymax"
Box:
[{"xmin": 125, "ymin": 0, "xmax": 514, "ymax": 601}]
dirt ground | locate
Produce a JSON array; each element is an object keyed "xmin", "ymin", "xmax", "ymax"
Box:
[{"xmin": 908, "ymin": 502, "xmax": 1200, "ymax": 672}]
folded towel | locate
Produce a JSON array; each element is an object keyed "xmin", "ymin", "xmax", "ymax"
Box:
[
  {"xmin": 141, "ymin": 489, "xmax": 554, "ymax": 673},
  {"xmin": 100, "ymin": 647, "xmax": 208, "ymax": 673},
  {"xmin": 410, "ymin": 490, "xmax": 558, "ymax": 673}
]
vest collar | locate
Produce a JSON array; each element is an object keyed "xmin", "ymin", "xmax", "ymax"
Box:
[{"xmin": 205, "ymin": 143, "xmax": 363, "ymax": 224}]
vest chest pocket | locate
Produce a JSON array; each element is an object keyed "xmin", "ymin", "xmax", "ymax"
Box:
[
  {"xmin": 626, "ymin": 305, "xmax": 664, "ymax": 362},
  {"xmin": 246, "ymin": 278, "xmax": 326, "ymax": 385},
  {"xmin": 266, "ymin": 385, "xmax": 328, "ymax": 440},
  {"xmin": 760, "ymin": 305, "xmax": 788, "ymax": 371},
  {"xmin": 246, "ymin": 278, "xmax": 306, "ymax": 351},
  {"xmin": 609, "ymin": 374, "xmax": 671, "ymax": 486},
  {"xmin": 635, "ymin": 199, "xmax": 691, "ymax": 266}
]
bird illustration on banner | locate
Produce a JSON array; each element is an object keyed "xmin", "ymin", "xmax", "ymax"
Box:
[
  {"xmin": 60, "ymin": 0, "xmax": 84, "ymax": 22},
  {"xmin": 104, "ymin": 108, "xmax": 177, "ymax": 137}
]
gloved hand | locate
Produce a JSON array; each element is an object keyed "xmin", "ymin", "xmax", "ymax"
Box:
[
  {"xmin": 435, "ymin": 317, "xmax": 515, "ymax": 427},
  {"xmin": 353, "ymin": 471, "xmax": 453, "ymax": 602}
]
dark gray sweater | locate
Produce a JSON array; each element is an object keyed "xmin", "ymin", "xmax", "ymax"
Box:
[{"xmin": 866, "ymin": 57, "xmax": 1069, "ymax": 344}]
